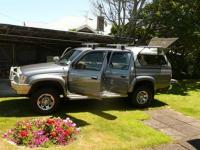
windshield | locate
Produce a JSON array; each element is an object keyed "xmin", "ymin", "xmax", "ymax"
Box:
[{"xmin": 59, "ymin": 49, "xmax": 81, "ymax": 65}]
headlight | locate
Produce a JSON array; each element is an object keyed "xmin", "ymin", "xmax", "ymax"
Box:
[{"xmin": 19, "ymin": 74, "xmax": 27, "ymax": 84}]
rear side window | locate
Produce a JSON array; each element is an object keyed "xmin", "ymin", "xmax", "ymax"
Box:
[
  {"xmin": 138, "ymin": 54, "xmax": 167, "ymax": 66},
  {"xmin": 109, "ymin": 52, "xmax": 131, "ymax": 70}
]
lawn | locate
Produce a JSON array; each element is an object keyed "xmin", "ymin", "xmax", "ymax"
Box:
[
  {"xmin": 156, "ymin": 80, "xmax": 200, "ymax": 119},
  {"xmin": 0, "ymin": 97, "xmax": 170, "ymax": 150},
  {"xmin": 1, "ymin": 80, "xmax": 199, "ymax": 150}
]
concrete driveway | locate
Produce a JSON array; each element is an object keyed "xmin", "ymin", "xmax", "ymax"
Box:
[{"xmin": 0, "ymin": 79, "xmax": 16, "ymax": 97}]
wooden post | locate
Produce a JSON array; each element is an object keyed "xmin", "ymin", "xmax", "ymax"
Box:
[{"xmin": 12, "ymin": 43, "xmax": 15, "ymax": 66}]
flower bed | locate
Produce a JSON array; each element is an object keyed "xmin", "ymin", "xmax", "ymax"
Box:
[{"xmin": 2, "ymin": 117, "xmax": 80, "ymax": 148}]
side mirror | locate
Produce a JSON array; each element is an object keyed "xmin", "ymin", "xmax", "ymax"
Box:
[{"xmin": 53, "ymin": 56, "xmax": 60, "ymax": 62}]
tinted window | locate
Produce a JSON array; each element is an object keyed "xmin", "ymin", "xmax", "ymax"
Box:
[
  {"xmin": 138, "ymin": 54, "xmax": 167, "ymax": 66},
  {"xmin": 76, "ymin": 51, "xmax": 105, "ymax": 71},
  {"xmin": 109, "ymin": 52, "xmax": 131, "ymax": 70}
]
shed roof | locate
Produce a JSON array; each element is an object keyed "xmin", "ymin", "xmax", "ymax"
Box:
[
  {"xmin": 0, "ymin": 24, "xmax": 133, "ymax": 46},
  {"xmin": 76, "ymin": 24, "xmax": 96, "ymax": 33}
]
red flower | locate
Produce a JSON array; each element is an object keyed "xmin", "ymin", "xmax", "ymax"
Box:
[
  {"xmin": 19, "ymin": 130, "xmax": 28, "ymax": 137},
  {"xmin": 50, "ymin": 131, "xmax": 57, "ymax": 137},
  {"xmin": 64, "ymin": 130, "xmax": 70, "ymax": 137},
  {"xmin": 46, "ymin": 119, "xmax": 55, "ymax": 125}
]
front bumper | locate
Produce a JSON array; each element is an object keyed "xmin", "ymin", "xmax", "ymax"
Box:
[
  {"xmin": 11, "ymin": 81, "xmax": 31, "ymax": 95},
  {"xmin": 10, "ymin": 66, "xmax": 31, "ymax": 95}
]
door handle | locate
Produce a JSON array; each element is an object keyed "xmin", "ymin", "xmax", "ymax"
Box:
[
  {"xmin": 120, "ymin": 75, "xmax": 127, "ymax": 78},
  {"xmin": 91, "ymin": 76, "xmax": 98, "ymax": 80}
]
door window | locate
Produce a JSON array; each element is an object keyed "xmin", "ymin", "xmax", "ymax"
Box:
[
  {"xmin": 75, "ymin": 51, "xmax": 105, "ymax": 71},
  {"xmin": 109, "ymin": 52, "xmax": 131, "ymax": 70}
]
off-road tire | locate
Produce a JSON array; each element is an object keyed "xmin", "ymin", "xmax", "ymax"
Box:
[
  {"xmin": 31, "ymin": 88, "xmax": 60, "ymax": 115},
  {"xmin": 129, "ymin": 85, "xmax": 154, "ymax": 107}
]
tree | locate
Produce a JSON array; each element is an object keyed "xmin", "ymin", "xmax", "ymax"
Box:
[
  {"xmin": 68, "ymin": 28, "xmax": 77, "ymax": 32},
  {"xmin": 137, "ymin": 0, "xmax": 200, "ymax": 78},
  {"xmin": 127, "ymin": 0, "xmax": 148, "ymax": 41},
  {"xmin": 92, "ymin": 0, "xmax": 148, "ymax": 40}
]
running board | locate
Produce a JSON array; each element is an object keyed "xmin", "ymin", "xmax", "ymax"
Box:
[
  {"xmin": 67, "ymin": 93, "xmax": 89, "ymax": 100},
  {"xmin": 100, "ymin": 91, "xmax": 125, "ymax": 98},
  {"xmin": 66, "ymin": 91, "xmax": 125, "ymax": 100}
]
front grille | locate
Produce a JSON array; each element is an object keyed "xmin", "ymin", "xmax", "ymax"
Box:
[{"xmin": 14, "ymin": 75, "xmax": 19, "ymax": 83}]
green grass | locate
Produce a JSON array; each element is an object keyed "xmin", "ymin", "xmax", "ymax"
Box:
[
  {"xmin": 0, "ymin": 97, "xmax": 170, "ymax": 150},
  {"xmin": 156, "ymin": 80, "xmax": 200, "ymax": 119}
]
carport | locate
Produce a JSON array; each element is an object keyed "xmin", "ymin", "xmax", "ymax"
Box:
[{"xmin": 0, "ymin": 23, "xmax": 132, "ymax": 78}]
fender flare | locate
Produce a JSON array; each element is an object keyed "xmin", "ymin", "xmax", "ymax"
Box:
[
  {"xmin": 28, "ymin": 74, "xmax": 66, "ymax": 94},
  {"xmin": 128, "ymin": 76, "xmax": 156, "ymax": 93}
]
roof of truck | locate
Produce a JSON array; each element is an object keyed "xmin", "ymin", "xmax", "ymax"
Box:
[
  {"xmin": 75, "ymin": 46, "xmax": 164, "ymax": 55},
  {"xmin": 75, "ymin": 47, "xmax": 130, "ymax": 52}
]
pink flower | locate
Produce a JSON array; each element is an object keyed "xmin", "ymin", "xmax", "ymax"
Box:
[{"xmin": 37, "ymin": 130, "xmax": 45, "ymax": 136}]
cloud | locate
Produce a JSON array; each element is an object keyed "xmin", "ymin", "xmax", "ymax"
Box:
[{"xmin": 26, "ymin": 16, "xmax": 112, "ymax": 35}]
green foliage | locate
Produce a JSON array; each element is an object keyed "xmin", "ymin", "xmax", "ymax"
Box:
[
  {"xmin": 68, "ymin": 28, "xmax": 77, "ymax": 32},
  {"xmin": 110, "ymin": 24, "xmax": 129, "ymax": 36},
  {"xmin": 136, "ymin": 0, "xmax": 200, "ymax": 78}
]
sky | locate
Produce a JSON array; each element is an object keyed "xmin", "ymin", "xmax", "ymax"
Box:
[{"xmin": 0, "ymin": 0, "xmax": 111, "ymax": 34}]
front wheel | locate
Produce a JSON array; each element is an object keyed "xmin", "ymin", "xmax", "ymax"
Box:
[
  {"xmin": 30, "ymin": 88, "xmax": 60, "ymax": 114},
  {"xmin": 129, "ymin": 86, "xmax": 154, "ymax": 107}
]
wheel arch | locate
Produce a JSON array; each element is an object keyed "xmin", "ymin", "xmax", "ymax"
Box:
[
  {"xmin": 129, "ymin": 76, "xmax": 156, "ymax": 94},
  {"xmin": 29, "ymin": 80, "xmax": 65, "ymax": 96}
]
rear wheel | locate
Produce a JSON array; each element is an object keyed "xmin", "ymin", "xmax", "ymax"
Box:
[
  {"xmin": 129, "ymin": 86, "xmax": 154, "ymax": 107},
  {"xmin": 31, "ymin": 88, "xmax": 60, "ymax": 114}
]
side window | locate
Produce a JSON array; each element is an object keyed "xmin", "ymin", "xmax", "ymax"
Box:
[
  {"xmin": 75, "ymin": 51, "xmax": 105, "ymax": 71},
  {"xmin": 138, "ymin": 54, "xmax": 167, "ymax": 66},
  {"xmin": 109, "ymin": 52, "xmax": 131, "ymax": 70}
]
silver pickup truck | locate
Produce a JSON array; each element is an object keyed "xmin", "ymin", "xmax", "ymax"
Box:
[{"xmin": 10, "ymin": 45, "xmax": 172, "ymax": 114}]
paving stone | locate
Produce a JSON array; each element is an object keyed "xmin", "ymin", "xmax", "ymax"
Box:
[
  {"xmin": 149, "ymin": 109, "xmax": 196, "ymax": 123},
  {"xmin": 144, "ymin": 148, "xmax": 155, "ymax": 150},
  {"xmin": 178, "ymin": 141, "xmax": 199, "ymax": 150},
  {"xmin": 172, "ymin": 115, "xmax": 197, "ymax": 123},
  {"xmin": 187, "ymin": 135, "xmax": 200, "ymax": 140},
  {"xmin": 172, "ymin": 124, "xmax": 200, "ymax": 137},
  {"xmin": 153, "ymin": 144, "xmax": 186, "ymax": 150},
  {"xmin": 144, "ymin": 108, "xmax": 200, "ymax": 150},
  {"xmin": 143, "ymin": 119, "xmax": 168, "ymax": 129},
  {"xmin": 159, "ymin": 128, "xmax": 186, "ymax": 140},
  {"xmin": 188, "ymin": 121, "xmax": 200, "ymax": 128},
  {"xmin": 147, "ymin": 110, "xmax": 186, "ymax": 126},
  {"xmin": 156, "ymin": 109, "xmax": 181, "ymax": 117},
  {"xmin": 154, "ymin": 115, "xmax": 184, "ymax": 126}
]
